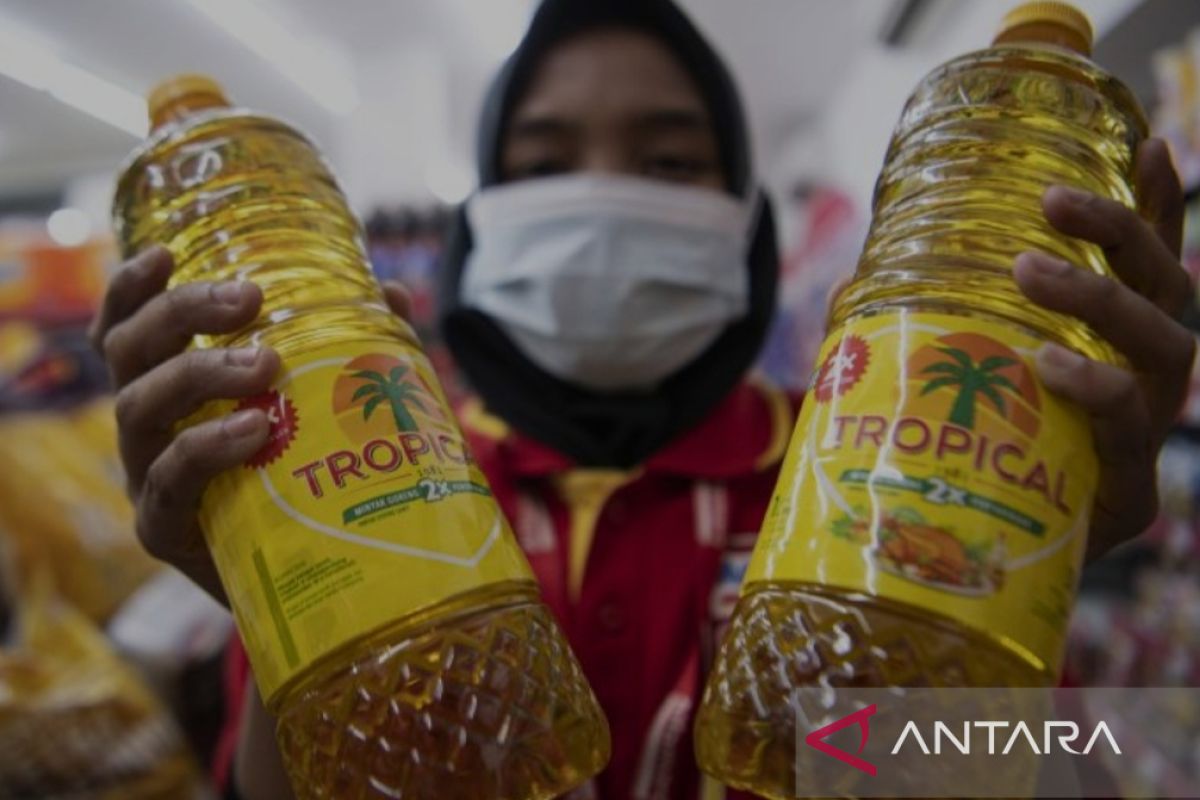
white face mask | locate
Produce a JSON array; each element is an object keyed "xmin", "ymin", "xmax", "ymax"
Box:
[{"xmin": 461, "ymin": 173, "xmax": 755, "ymax": 391}]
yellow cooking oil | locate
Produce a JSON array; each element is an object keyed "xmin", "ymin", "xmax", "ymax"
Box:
[
  {"xmin": 695, "ymin": 3, "xmax": 1147, "ymax": 797},
  {"xmin": 113, "ymin": 76, "xmax": 608, "ymax": 800}
]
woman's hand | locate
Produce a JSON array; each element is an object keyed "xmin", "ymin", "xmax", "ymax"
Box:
[
  {"xmin": 1015, "ymin": 138, "xmax": 1194, "ymax": 560},
  {"xmin": 90, "ymin": 246, "xmax": 414, "ymax": 602}
]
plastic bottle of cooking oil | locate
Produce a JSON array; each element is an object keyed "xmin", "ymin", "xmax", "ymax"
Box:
[
  {"xmin": 695, "ymin": 3, "xmax": 1147, "ymax": 797},
  {"xmin": 113, "ymin": 75, "xmax": 609, "ymax": 800}
]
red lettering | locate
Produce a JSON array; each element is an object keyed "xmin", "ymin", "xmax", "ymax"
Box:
[
  {"xmin": 936, "ymin": 425, "xmax": 971, "ymax": 460},
  {"xmin": 893, "ymin": 417, "xmax": 930, "ymax": 454},
  {"xmin": 326, "ymin": 450, "xmax": 366, "ymax": 488},
  {"xmin": 974, "ymin": 434, "xmax": 991, "ymax": 472},
  {"xmin": 1053, "ymin": 470, "xmax": 1071, "ymax": 514},
  {"xmin": 992, "ymin": 443, "xmax": 1024, "ymax": 482},
  {"xmin": 438, "ymin": 434, "xmax": 467, "ymax": 465},
  {"xmin": 1022, "ymin": 462, "xmax": 1050, "ymax": 501},
  {"xmin": 855, "ymin": 416, "xmax": 887, "ymax": 449},
  {"xmin": 428, "ymin": 432, "xmax": 446, "ymax": 461},
  {"xmin": 832, "ymin": 416, "xmax": 856, "ymax": 448},
  {"xmin": 291, "ymin": 461, "xmax": 325, "ymax": 498},
  {"xmin": 399, "ymin": 433, "xmax": 429, "ymax": 465},
  {"xmin": 363, "ymin": 439, "xmax": 401, "ymax": 472}
]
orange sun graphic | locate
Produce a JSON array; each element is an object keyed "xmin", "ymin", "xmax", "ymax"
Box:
[
  {"xmin": 905, "ymin": 332, "xmax": 1040, "ymax": 440},
  {"xmin": 331, "ymin": 354, "xmax": 449, "ymax": 443}
]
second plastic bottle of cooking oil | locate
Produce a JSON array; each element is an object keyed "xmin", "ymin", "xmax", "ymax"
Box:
[
  {"xmin": 696, "ymin": 3, "xmax": 1147, "ymax": 797},
  {"xmin": 113, "ymin": 76, "xmax": 609, "ymax": 800}
]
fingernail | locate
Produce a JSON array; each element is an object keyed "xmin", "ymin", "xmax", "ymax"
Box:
[
  {"xmin": 1143, "ymin": 137, "xmax": 1168, "ymax": 158},
  {"xmin": 227, "ymin": 347, "xmax": 260, "ymax": 367},
  {"xmin": 212, "ymin": 281, "xmax": 246, "ymax": 305},
  {"xmin": 1037, "ymin": 343, "xmax": 1085, "ymax": 371},
  {"xmin": 1020, "ymin": 252, "xmax": 1073, "ymax": 277},
  {"xmin": 223, "ymin": 409, "xmax": 263, "ymax": 438},
  {"xmin": 137, "ymin": 246, "xmax": 170, "ymax": 274},
  {"xmin": 1049, "ymin": 184, "xmax": 1091, "ymax": 205}
]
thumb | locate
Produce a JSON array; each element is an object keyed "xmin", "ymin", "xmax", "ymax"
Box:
[{"xmin": 382, "ymin": 280, "xmax": 414, "ymax": 322}]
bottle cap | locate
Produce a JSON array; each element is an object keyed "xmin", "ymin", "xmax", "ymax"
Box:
[
  {"xmin": 993, "ymin": 2, "xmax": 1093, "ymax": 56},
  {"xmin": 147, "ymin": 74, "xmax": 231, "ymax": 129}
]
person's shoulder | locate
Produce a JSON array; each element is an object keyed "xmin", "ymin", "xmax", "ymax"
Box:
[
  {"xmin": 707, "ymin": 379, "xmax": 801, "ymax": 527},
  {"xmin": 455, "ymin": 396, "xmax": 509, "ymax": 448},
  {"xmin": 733, "ymin": 375, "xmax": 803, "ymax": 423},
  {"xmin": 649, "ymin": 377, "xmax": 800, "ymax": 482},
  {"xmin": 730, "ymin": 375, "xmax": 802, "ymax": 471}
]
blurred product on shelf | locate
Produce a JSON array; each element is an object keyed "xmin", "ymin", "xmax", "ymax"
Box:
[
  {"xmin": 0, "ymin": 221, "xmax": 228, "ymax": 789},
  {"xmin": 0, "ymin": 402, "xmax": 159, "ymax": 623},
  {"xmin": 756, "ymin": 182, "xmax": 863, "ymax": 391},
  {"xmin": 365, "ymin": 203, "xmax": 467, "ymax": 401},
  {"xmin": 1152, "ymin": 32, "xmax": 1200, "ymax": 198},
  {"xmin": 1152, "ymin": 27, "xmax": 1200, "ymax": 283},
  {"xmin": 0, "ymin": 226, "xmax": 110, "ymax": 327},
  {"xmin": 0, "ymin": 226, "xmax": 158, "ymax": 622},
  {"xmin": 0, "ymin": 567, "xmax": 208, "ymax": 798},
  {"xmin": 1188, "ymin": 196, "xmax": 1200, "ymax": 282},
  {"xmin": 1064, "ymin": 437, "xmax": 1200, "ymax": 797},
  {"xmin": 0, "ymin": 314, "xmax": 110, "ymax": 414},
  {"xmin": 365, "ymin": 205, "xmax": 451, "ymax": 313},
  {"xmin": 108, "ymin": 570, "xmax": 234, "ymax": 687},
  {"xmin": 1176, "ymin": 338, "xmax": 1200, "ymax": 430},
  {"xmin": 107, "ymin": 567, "xmax": 235, "ymax": 769},
  {"xmin": 0, "ymin": 223, "xmax": 112, "ymax": 412}
]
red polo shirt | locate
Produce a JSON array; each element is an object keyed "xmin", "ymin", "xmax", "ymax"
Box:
[{"xmin": 216, "ymin": 378, "xmax": 797, "ymax": 800}]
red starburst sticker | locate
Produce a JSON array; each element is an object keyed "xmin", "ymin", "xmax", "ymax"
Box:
[
  {"xmin": 813, "ymin": 334, "xmax": 871, "ymax": 402},
  {"xmin": 236, "ymin": 389, "xmax": 299, "ymax": 468}
]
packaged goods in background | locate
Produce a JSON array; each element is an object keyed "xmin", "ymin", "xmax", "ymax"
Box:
[
  {"xmin": 0, "ymin": 570, "xmax": 205, "ymax": 798},
  {"xmin": 0, "ymin": 403, "xmax": 159, "ymax": 624}
]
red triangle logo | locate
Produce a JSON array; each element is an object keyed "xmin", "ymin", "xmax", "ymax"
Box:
[{"xmin": 804, "ymin": 703, "xmax": 877, "ymax": 776}]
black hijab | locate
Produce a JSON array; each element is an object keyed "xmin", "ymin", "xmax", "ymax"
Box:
[{"xmin": 438, "ymin": 0, "xmax": 779, "ymax": 469}]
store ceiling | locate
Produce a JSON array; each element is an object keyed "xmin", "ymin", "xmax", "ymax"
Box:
[
  {"xmin": 0, "ymin": 0, "xmax": 888, "ymax": 202},
  {"xmin": 0, "ymin": 0, "xmax": 1153, "ymax": 210}
]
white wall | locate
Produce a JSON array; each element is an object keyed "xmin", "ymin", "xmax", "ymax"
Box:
[
  {"xmin": 331, "ymin": 46, "xmax": 452, "ymax": 211},
  {"xmin": 326, "ymin": 1, "xmax": 531, "ymax": 212}
]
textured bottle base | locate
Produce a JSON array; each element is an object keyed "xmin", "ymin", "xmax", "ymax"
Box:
[
  {"xmin": 274, "ymin": 587, "xmax": 610, "ymax": 800},
  {"xmin": 694, "ymin": 583, "xmax": 1046, "ymax": 799}
]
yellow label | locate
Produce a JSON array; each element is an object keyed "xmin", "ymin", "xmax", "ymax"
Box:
[
  {"xmin": 746, "ymin": 311, "xmax": 1097, "ymax": 674},
  {"xmin": 200, "ymin": 341, "xmax": 533, "ymax": 702}
]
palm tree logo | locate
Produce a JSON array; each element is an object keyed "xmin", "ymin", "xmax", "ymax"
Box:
[
  {"xmin": 919, "ymin": 346, "xmax": 1019, "ymax": 430},
  {"xmin": 348, "ymin": 365, "xmax": 429, "ymax": 433}
]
